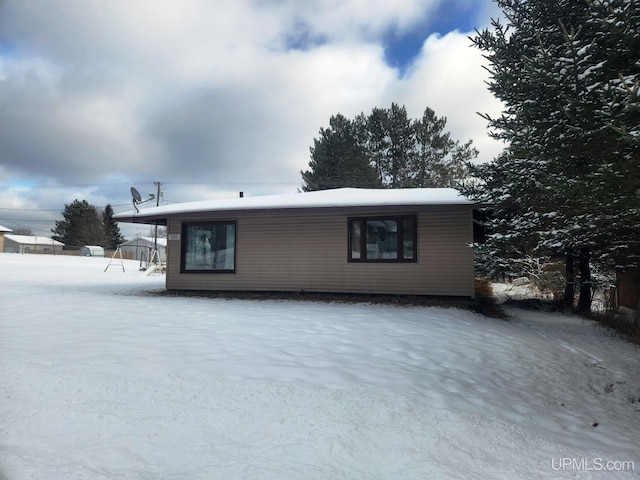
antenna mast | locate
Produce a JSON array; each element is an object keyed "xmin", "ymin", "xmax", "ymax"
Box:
[
  {"xmin": 130, "ymin": 181, "xmax": 164, "ymax": 267},
  {"xmin": 153, "ymin": 181, "xmax": 163, "ymax": 265}
]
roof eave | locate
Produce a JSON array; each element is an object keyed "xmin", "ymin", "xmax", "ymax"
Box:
[
  {"xmin": 114, "ymin": 214, "xmax": 168, "ymax": 226},
  {"xmin": 114, "ymin": 201, "xmax": 478, "ymax": 225}
]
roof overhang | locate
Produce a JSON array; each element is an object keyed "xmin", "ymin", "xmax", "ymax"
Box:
[{"xmin": 113, "ymin": 187, "xmax": 478, "ymax": 226}]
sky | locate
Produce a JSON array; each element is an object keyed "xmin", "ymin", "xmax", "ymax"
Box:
[{"xmin": 0, "ymin": 0, "xmax": 504, "ymax": 239}]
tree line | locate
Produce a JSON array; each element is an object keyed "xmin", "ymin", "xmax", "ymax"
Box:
[{"xmin": 301, "ymin": 103, "xmax": 478, "ymax": 191}]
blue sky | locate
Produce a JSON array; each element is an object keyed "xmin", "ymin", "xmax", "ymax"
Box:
[
  {"xmin": 384, "ymin": 0, "xmax": 485, "ymax": 71},
  {"xmin": 0, "ymin": 0, "xmax": 503, "ymax": 238}
]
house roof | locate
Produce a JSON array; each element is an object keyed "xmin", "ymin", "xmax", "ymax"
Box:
[
  {"xmin": 5, "ymin": 234, "xmax": 64, "ymax": 246},
  {"xmin": 0, "ymin": 225, "xmax": 13, "ymax": 233},
  {"xmin": 120, "ymin": 236, "xmax": 168, "ymax": 247},
  {"xmin": 114, "ymin": 187, "xmax": 475, "ymax": 224}
]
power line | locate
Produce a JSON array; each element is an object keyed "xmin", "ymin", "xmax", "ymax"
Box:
[
  {"xmin": 2, "ymin": 180, "xmax": 301, "ymax": 189},
  {"xmin": 0, "ymin": 202, "xmax": 132, "ymax": 213},
  {"xmin": 0, "ymin": 218, "xmax": 56, "ymax": 222},
  {"xmin": 0, "ymin": 218, "xmax": 54, "ymax": 235},
  {"xmin": 2, "ymin": 181, "xmax": 159, "ymax": 189},
  {"xmin": 0, "ymin": 207, "xmax": 61, "ymax": 212}
]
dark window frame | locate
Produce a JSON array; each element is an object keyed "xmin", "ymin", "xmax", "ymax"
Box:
[
  {"xmin": 348, "ymin": 215, "xmax": 417, "ymax": 263},
  {"xmin": 180, "ymin": 220, "xmax": 237, "ymax": 273}
]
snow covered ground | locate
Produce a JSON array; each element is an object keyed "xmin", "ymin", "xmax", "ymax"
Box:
[{"xmin": 1, "ymin": 253, "xmax": 639, "ymax": 479}]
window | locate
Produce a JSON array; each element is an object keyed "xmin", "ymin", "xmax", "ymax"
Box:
[
  {"xmin": 348, "ymin": 216, "xmax": 416, "ymax": 262},
  {"xmin": 181, "ymin": 221, "xmax": 236, "ymax": 273}
]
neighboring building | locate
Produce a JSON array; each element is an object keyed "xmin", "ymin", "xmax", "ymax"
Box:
[
  {"xmin": 4, "ymin": 234, "xmax": 64, "ymax": 254},
  {"xmin": 114, "ymin": 188, "xmax": 478, "ymax": 297},
  {"xmin": 119, "ymin": 236, "xmax": 167, "ymax": 262},
  {"xmin": 80, "ymin": 245, "xmax": 105, "ymax": 257},
  {"xmin": 0, "ymin": 225, "xmax": 12, "ymax": 252}
]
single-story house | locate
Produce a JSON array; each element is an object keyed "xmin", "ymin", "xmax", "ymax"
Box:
[
  {"xmin": 113, "ymin": 188, "xmax": 478, "ymax": 297},
  {"xmin": 0, "ymin": 225, "xmax": 12, "ymax": 252},
  {"xmin": 80, "ymin": 245, "xmax": 105, "ymax": 257},
  {"xmin": 3, "ymin": 234, "xmax": 65, "ymax": 254},
  {"xmin": 119, "ymin": 236, "xmax": 167, "ymax": 262}
]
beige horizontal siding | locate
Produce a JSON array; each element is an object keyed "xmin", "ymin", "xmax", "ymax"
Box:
[{"xmin": 165, "ymin": 207, "xmax": 474, "ymax": 296}]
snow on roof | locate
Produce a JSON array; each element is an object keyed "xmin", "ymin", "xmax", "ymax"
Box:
[
  {"xmin": 121, "ymin": 236, "xmax": 168, "ymax": 247},
  {"xmin": 0, "ymin": 225, "xmax": 13, "ymax": 233},
  {"xmin": 5, "ymin": 234, "xmax": 64, "ymax": 246},
  {"xmin": 114, "ymin": 187, "xmax": 474, "ymax": 220}
]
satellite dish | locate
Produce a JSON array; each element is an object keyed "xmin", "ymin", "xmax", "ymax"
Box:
[
  {"xmin": 130, "ymin": 186, "xmax": 155, "ymax": 213},
  {"xmin": 131, "ymin": 186, "xmax": 142, "ymax": 203}
]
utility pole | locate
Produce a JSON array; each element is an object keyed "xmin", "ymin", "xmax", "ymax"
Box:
[{"xmin": 153, "ymin": 181, "xmax": 162, "ymax": 264}]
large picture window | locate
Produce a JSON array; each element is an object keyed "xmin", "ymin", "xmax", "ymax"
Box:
[
  {"xmin": 182, "ymin": 221, "xmax": 236, "ymax": 272},
  {"xmin": 348, "ymin": 216, "xmax": 416, "ymax": 262}
]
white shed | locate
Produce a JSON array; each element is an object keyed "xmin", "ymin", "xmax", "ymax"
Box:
[
  {"xmin": 80, "ymin": 245, "xmax": 105, "ymax": 257},
  {"xmin": 119, "ymin": 236, "xmax": 167, "ymax": 262}
]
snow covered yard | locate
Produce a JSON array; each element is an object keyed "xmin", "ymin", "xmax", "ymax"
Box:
[{"xmin": 1, "ymin": 254, "xmax": 639, "ymax": 479}]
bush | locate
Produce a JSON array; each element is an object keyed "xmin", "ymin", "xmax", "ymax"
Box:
[
  {"xmin": 475, "ymin": 278, "xmax": 494, "ymax": 300},
  {"xmin": 472, "ymin": 278, "xmax": 509, "ymax": 319}
]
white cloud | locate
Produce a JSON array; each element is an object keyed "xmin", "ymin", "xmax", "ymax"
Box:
[
  {"xmin": 0, "ymin": 0, "xmax": 502, "ymax": 235},
  {"xmin": 395, "ymin": 31, "xmax": 504, "ymax": 163},
  {"xmin": 252, "ymin": 0, "xmax": 441, "ymax": 43}
]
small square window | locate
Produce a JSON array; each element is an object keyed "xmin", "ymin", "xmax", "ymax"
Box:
[
  {"xmin": 348, "ymin": 216, "xmax": 417, "ymax": 262},
  {"xmin": 181, "ymin": 221, "xmax": 236, "ymax": 273}
]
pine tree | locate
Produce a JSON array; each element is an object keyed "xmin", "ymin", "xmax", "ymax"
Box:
[
  {"xmin": 301, "ymin": 114, "xmax": 380, "ymax": 191},
  {"xmin": 409, "ymin": 107, "xmax": 477, "ymax": 187},
  {"xmin": 361, "ymin": 103, "xmax": 415, "ymax": 188},
  {"xmin": 52, "ymin": 199, "xmax": 107, "ymax": 248},
  {"xmin": 302, "ymin": 104, "xmax": 477, "ymax": 191},
  {"xmin": 102, "ymin": 204, "xmax": 124, "ymax": 249},
  {"xmin": 467, "ymin": 0, "xmax": 640, "ymax": 312}
]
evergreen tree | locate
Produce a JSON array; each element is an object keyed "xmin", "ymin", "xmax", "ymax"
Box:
[
  {"xmin": 409, "ymin": 107, "xmax": 477, "ymax": 187},
  {"xmin": 302, "ymin": 104, "xmax": 477, "ymax": 191},
  {"xmin": 360, "ymin": 103, "xmax": 415, "ymax": 188},
  {"xmin": 301, "ymin": 114, "xmax": 380, "ymax": 191},
  {"xmin": 467, "ymin": 0, "xmax": 640, "ymax": 312},
  {"xmin": 102, "ymin": 203, "xmax": 124, "ymax": 249},
  {"xmin": 52, "ymin": 199, "xmax": 107, "ymax": 248}
]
